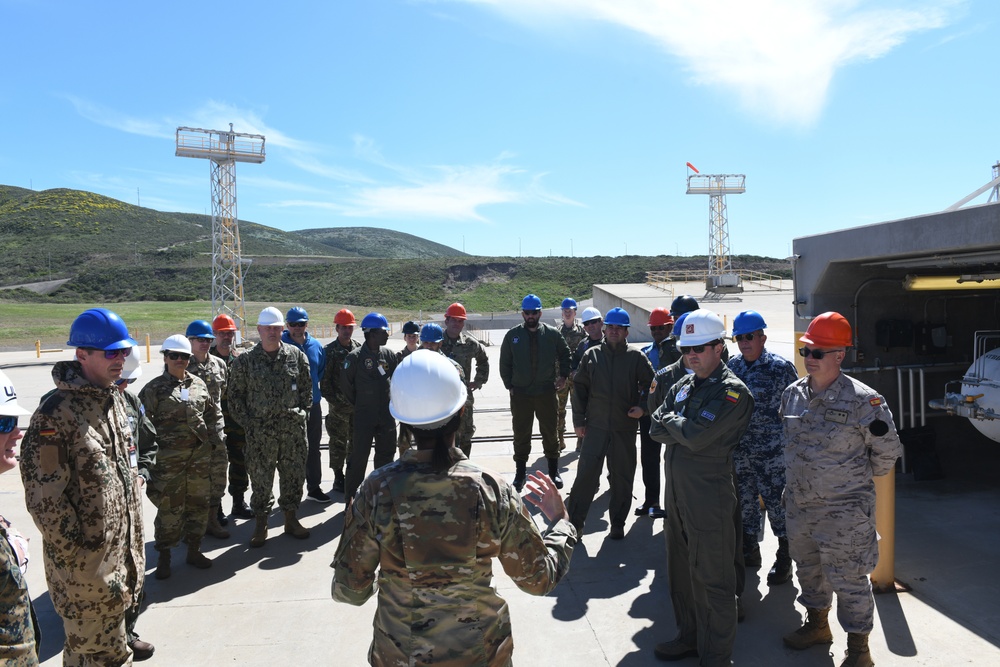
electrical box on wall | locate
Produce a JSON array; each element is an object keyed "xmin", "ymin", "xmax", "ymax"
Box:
[
  {"xmin": 876, "ymin": 319, "xmax": 914, "ymax": 349},
  {"xmin": 915, "ymin": 322, "xmax": 947, "ymax": 355}
]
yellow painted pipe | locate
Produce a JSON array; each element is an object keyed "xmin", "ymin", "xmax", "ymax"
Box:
[{"xmin": 871, "ymin": 469, "xmax": 896, "ymax": 592}]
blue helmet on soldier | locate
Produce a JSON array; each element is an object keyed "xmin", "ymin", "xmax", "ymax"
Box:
[
  {"xmin": 186, "ymin": 320, "xmax": 215, "ymax": 339},
  {"xmin": 361, "ymin": 312, "xmax": 389, "ymax": 331},
  {"xmin": 521, "ymin": 294, "xmax": 542, "ymax": 311},
  {"xmin": 419, "ymin": 323, "xmax": 445, "ymax": 343},
  {"xmin": 561, "ymin": 298, "xmax": 577, "ymax": 310},
  {"xmin": 732, "ymin": 310, "xmax": 767, "ymax": 337},
  {"xmin": 68, "ymin": 308, "xmax": 137, "ymax": 350},
  {"xmin": 604, "ymin": 307, "xmax": 630, "ymax": 327},
  {"xmin": 286, "ymin": 307, "xmax": 309, "ymax": 324}
]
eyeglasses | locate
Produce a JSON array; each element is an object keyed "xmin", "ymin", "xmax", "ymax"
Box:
[
  {"xmin": 523, "ymin": 310, "xmax": 541, "ymax": 315},
  {"xmin": 165, "ymin": 352, "xmax": 191, "ymax": 361},
  {"xmin": 798, "ymin": 347, "xmax": 844, "ymax": 360},
  {"xmin": 649, "ymin": 325, "xmax": 669, "ymax": 332},
  {"xmin": 114, "ymin": 378, "xmax": 135, "ymax": 387},
  {"xmin": 733, "ymin": 332, "xmax": 760, "ymax": 342},
  {"xmin": 0, "ymin": 416, "xmax": 19, "ymax": 434},
  {"xmin": 86, "ymin": 347, "xmax": 132, "ymax": 359},
  {"xmin": 679, "ymin": 341, "xmax": 720, "ymax": 355},
  {"xmin": 288, "ymin": 321, "xmax": 307, "ymax": 327}
]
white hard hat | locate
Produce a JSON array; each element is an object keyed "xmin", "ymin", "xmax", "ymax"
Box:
[
  {"xmin": 122, "ymin": 347, "xmax": 142, "ymax": 380},
  {"xmin": 0, "ymin": 369, "xmax": 30, "ymax": 416},
  {"xmin": 389, "ymin": 350, "xmax": 466, "ymax": 428},
  {"xmin": 677, "ymin": 309, "xmax": 727, "ymax": 347},
  {"xmin": 257, "ymin": 307, "xmax": 284, "ymax": 326},
  {"xmin": 161, "ymin": 335, "xmax": 193, "ymax": 355},
  {"xmin": 580, "ymin": 307, "xmax": 602, "ymax": 323}
]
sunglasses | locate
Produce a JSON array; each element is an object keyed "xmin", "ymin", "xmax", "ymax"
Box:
[
  {"xmin": 288, "ymin": 321, "xmax": 307, "ymax": 327},
  {"xmin": 165, "ymin": 352, "xmax": 191, "ymax": 361},
  {"xmin": 523, "ymin": 310, "xmax": 541, "ymax": 315},
  {"xmin": 649, "ymin": 325, "xmax": 669, "ymax": 332},
  {"xmin": 0, "ymin": 416, "xmax": 19, "ymax": 434},
  {"xmin": 733, "ymin": 332, "xmax": 761, "ymax": 342},
  {"xmin": 86, "ymin": 347, "xmax": 132, "ymax": 359},
  {"xmin": 798, "ymin": 347, "xmax": 843, "ymax": 360},
  {"xmin": 679, "ymin": 341, "xmax": 719, "ymax": 355}
]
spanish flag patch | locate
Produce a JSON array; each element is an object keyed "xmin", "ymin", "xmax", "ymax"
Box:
[
  {"xmin": 725, "ymin": 389, "xmax": 740, "ymax": 403},
  {"xmin": 869, "ymin": 397, "xmax": 883, "ymax": 407},
  {"xmin": 39, "ymin": 428, "xmax": 57, "ymax": 437}
]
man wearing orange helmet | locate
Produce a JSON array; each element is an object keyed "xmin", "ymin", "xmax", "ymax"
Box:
[
  {"xmin": 320, "ymin": 309, "xmax": 362, "ymax": 494},
  {"xmin": 440, "ymin": 302, "xmax": 490, "ymax": 456},
  {"xmin": 210, "ymin": 313, "xmax": 254, "ymax": 519},
  {"xmin": 780, "ymin": 312, "xmax": 901, "ymax": 667}
]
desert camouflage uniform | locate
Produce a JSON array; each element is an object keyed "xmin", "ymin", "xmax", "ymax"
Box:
[
  {"xmin": 555, "ymin": 321, "xmax": 586, "ymax": 448},
  {"xmin": 781, "ymin": 373, "xmax": 901, "ymax": 634},
  {"xmin": 19, "ymin": 360, "xmax": 144, "ymax": 667},
  {"xmin": 210, "ymin": 345, "xmax": 250, "ymax": 498},
  {"xmin": 341, "ymin": 344, "xmax": 398, "ymax": 500},
  {"xmin": 727, "ymin": 349, "xmax": 798, "ymax": 539},
  {"xmin": 321, "ymin": 339, "xmax": 362, "ymax": 476},
  {"xmin": 649, "ymin": 361, "xmax": 753, "ymax": 666},
  {"xmin": 441, "ymin": 332, "xmax": 489, "ymax": 455},
  {"xmin": 228, "ymin": 343, "xmax": 311, "ymax": 515},
  {"xmin": 1, "ymin": 516, "xmax": 39, "ymax": 666},
  {"xmin": 188, "ymin": 354, "xmax": 228, "ymax": 508},
  {"xmin": 139, "ymin": 370, "xmax": 222, "ymax": 550},
  {"xmin": 332, "ymin": 448, "xmax": 577, "ymax": 666}
]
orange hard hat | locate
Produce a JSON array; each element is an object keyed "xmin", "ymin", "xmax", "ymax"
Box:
[
  {"xmin": 799, "ymin": 312, "xmax": 852, "ymax": 348},
  {"xmin": 211, "ymin": 314, "xmax": 237, "ymax": 332},
  {"xmin": 334, "ymin": 309, "xmax": 357, "ymax": 326},
  {"xmin": 445, "ymin": 303, "xmax": 467, "ymax": 320},
  {"xmin": 647, "ymin": 307, "xmax": 674, "ymax": 327}
]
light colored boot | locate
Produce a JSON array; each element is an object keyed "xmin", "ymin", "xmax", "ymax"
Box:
[
  {"xmin": 841, "ymin": 632, "xmax": 874, "ymax": 667},
  {"xmin": 284, "ymin": 510, "xmax": 310, "ymax": 539},
  {"xmin": 205, "ymin": 505, "xmax": 231, "ymax": 539},
  {"xmin": 783, "ymin": 607, "xmax": 834, "ymax": 650},
  {"xmin": 185, "ymin": 538, "xmax": 212, "ymax": 569},
  {"xmin": 250, "ymin": 514, "xmax": 268, "ymax": 548}
]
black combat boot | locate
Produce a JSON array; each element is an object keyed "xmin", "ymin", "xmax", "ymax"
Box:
[
  {"xmin": 767, "ymin": 536, "xmax": 793, "ymax": 585},
  {"xmin": 230, "ymin": 493, "xmax": 254, "ymax": 519},
  {"xmin": 547, "ymin": 458, "xmax": 563, "ymax": 489},
  {"xmin": 513, "ymin": 462, "xmax": 527, "ymax": 492},
  {"xmin": 154, "ymin": 549, "xmax": 171, "ymax": 580},
  {"xmin": 743, "ymin": 533, "xmax": 762, "ymax": 567}
]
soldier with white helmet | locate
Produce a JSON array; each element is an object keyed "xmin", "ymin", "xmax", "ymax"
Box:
[
  {"xmin": 139, "ymin": 334, "xmax": 223, "ymax": 578},
  {"xmin": 228, "ymin": 307, "xmax": 313, "ymax": 547},
  {"xmin": 780, "ymin": 312, "xmax": 901, "ymax": 667},
  {"xmin": 649, "ymin": 309, "xmax": 754, "ymax": 664},
  {"xmin": 333, "ymin": 350, "xmax": 576, "ymax": 666}
]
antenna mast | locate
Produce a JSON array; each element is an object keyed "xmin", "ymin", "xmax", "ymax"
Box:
[{"xmin": 686, "ymin": 169, "xmax": 746, "ymax": 293}]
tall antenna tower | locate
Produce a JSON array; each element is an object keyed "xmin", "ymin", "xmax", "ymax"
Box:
[
  {"xmin": 686, "ymin": 166, "xmax": 745, "ymax": 293},
  {"xmin": 176, "ymin": 125, "xmax": 265, "ymax": 339},
  {"xmin": 990, "ymin": 161, "xmax": 1000, "ymax": 203}
]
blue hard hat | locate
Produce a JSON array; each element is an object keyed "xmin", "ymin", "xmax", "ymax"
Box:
[
  {"xmin": 401, "ymin": 321, "xmax": 420, "ymax": 335},
  {"xmin": 361, "ymin": 312, "xmax": 389, "ymax": 331},
  {"xmin": 732, "ymin": 310, "xmax": 767, "ymax": 337},
  {"xmin": 286, "ymin": 307, "xmax": 309, "ymax": 323},
  {"xmin": 420, "ymin": 323, "xmax": 445, "ymax": 343},
  {"xmin": 521, "ymin": 294, "xmax": 542, "ymax": 311},
  {"xmin": 561, "ymin": 298, "xmax": 577, "ymax": 309},
  {"xmin": 604, "ymin": 307, "xmax": 630, "ymax": 327},
  {"xmin": 67, "ymin": 308, "xmax": 137, "ymax": 350},
  {"xmin": 185, "ymin": 320, "xmax": 216, "ymax": 339},
  {"xmin": 671, "ymin": 312, "xmax": 690, "ymax": 338}
]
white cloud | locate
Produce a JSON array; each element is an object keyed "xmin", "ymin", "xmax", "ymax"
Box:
[
  {"xmin": 441, "ymin": 0, "xmax": 959, "ymax": 126},
  {"xmin": 65, "ymin": 96, "xmax": 173, "ymax": 139}
]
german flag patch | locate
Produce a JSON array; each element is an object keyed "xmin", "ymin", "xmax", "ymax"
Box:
[
  {"xmin": 39, "ymin": 428, "xmax": 57, "ymax": 437},
  {"xmin": 869, "ymin": 397, "xmax": 883, "ymax": 407},
  {"xmin": 725, "ymin": 389, "xmax": 740, "ymax": 403}
]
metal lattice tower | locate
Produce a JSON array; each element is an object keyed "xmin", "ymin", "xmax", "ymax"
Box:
[
  {"xmin": 686, "ymin": 172, "xmax": 746, "ymax": 291},
  {"xmin": 990, "ymin": 161, "xmax": 1000, "ymax": 203},
  {"xmin": 176, "ymin": 125, "xmax": 265, "ymax": 339}
]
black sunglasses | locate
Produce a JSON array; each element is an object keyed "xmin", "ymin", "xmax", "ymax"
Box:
[
  {"xmin": 165, "ymin": 352, "xmax": 191, "ymax": 361},
  {"xmin": 288, "ymin": 321, "xmax": 307, "ymax": 327},
  {"xmin": 798, "ymin": 347, "xmax": 843, "ymax": 360},
  {"xmin": 733, "ymin": 332, "xmax": 761, "ymax": 342},
  {"xmin": 649, "ymin": 325, "xmax": 669, "ymax": 332},
  {"xmin": 0, "ymin": 416, "xmax": 18, "ymax": 434},
  {"xmin": 679, "ymin": 341, "xmax": 720, "ymax": 355},
  {"xmin": 85, "ymin": 347, "xmax": 132, "ymax": 359}
]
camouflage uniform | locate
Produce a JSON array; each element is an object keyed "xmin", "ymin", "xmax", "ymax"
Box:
[
  {"xmin": 188, "ymin": 354, "xmax": 229, "ymax": 509},
  {"xmin": 649, "ymin": 361, "xmax": 753, "ymax": 666},
  {"xmin": 139, "ymin": 370, "xmax": 222, "ymax": 550},
  {"xmin": 341, "ymin": 344, "xmax": 398, "ymax": 500},
  {"xmin": 228, "ymin": 342, "xmax": 311, "ymax": 515},
  {"xmin": 1, "ymin": 516, "xmax": 39, "ymax": 666},
  {"xmin": 320, "ymin": 338, "xmax": 361, "ymax": 477},
  {"xmin": 19, "ymin": 360, "xmax": 145, "ymax": 667},
  {"xmin": 727, "ymin": 349, "xmax": 798, "ymax": 540},
  {"xmin": 567, "ymin": 341, "xmax": 654, "ymax": 532},
  {"xmin": 441, "ymin": 332, "xmax": 490, "ymax": 455},
  {"xmin": 210, "ymin": 345, "xmax": 250, "ymax": 499},
  {"xmin": 332, "ymin": 448, "xmax": 577, "ymax": 666},
  {"xmin": 554, "ymin": 321, "xmax": 586, "ymax": 448},
  {"xmin": 781, "ymin": 373, "xmax": 901, "ymax": 634}
]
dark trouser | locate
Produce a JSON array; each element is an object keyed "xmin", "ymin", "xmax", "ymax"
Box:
[
  {"xmin": 664, "ymin": 447, "xmax": 738, "ymax": 665},
  {"xmin": 125, "ymin": 591, "xmax": 143, "ymax": 644},
  {"xmin": 510, "ymin": 390, "xmax": 560, "ymax": 463},
  {"xmin": 638, "ymin": 414, "xmax": 662, "ymax": 507},
  {"xmin": 345, "ymin": 413, "xmax": 397, "ymax": 499},
  {"xmin": 225, "ymin": 431, "xmax": 249, "ymax": 497},
  {"xmin": 305, "ymin": 403, "xmax": 324, "ymax": 492},
  {"xmin": 567, "ymin": 426, "xmax": 637, "ymax": 530}
]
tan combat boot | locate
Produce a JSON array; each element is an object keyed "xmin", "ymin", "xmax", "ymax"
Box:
[
  {"xmin": 250, "ymin": 515, "xmax": 269, "ymax": 548},
  {"xmin": 205, "ymin": 505, "xmax": 231, "ymax": 539},
  {"xmin": 284, "ymin": 510, "xmax": 311, "ymax": 539},
  {"xmin": 154, "ymin": 549, "xmax": 171, "ymax": 580},
  {"xmin": 783, "ymin": 607, "xmax": 834, "ymax": 649},
  {"xmin": 841, "ymin": 632, "xmax": 874, "ymax": 667},
  {"xmin": 185, "ymin": 538, "xmax": 212, "ymax": 569}
]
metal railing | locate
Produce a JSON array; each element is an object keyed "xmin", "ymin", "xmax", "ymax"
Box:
[{"xmin": 646, "ymin": 268, "xmax": 788, "ymax": 291}]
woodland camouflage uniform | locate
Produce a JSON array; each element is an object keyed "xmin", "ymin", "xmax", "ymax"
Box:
[
  {"xmin": 187, "ymin": 354, "xmax": 229, "ymax": 509},
  {"xmin": 320, "ymin": 338, "xmax": 361, "ymax": 478},
  {"xmin": 440, "ymin": 331, "xmax": 489, "ymax": 455}
]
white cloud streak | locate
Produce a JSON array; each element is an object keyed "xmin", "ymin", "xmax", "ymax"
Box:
[{"xmin": 443, "ymin": 0, "xmax": 959, "ymax": 126}]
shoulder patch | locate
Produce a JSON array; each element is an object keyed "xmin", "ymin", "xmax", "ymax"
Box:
[
  {"xmin": 725, "ymin": 389, "xmax": 740, "ymax": 403},
  {"xmin": 39, "ymin": 427, "xmax": 57, "ymax": 437},
  {"xmin": 700, "ymin": 410, "xmax": 716, "ymax": 421},
  {"xmin": 869, "ymin": 396, "xmax": 883, "ymax": 407}
]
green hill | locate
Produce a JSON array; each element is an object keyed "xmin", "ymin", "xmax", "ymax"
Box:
[{"xmin": 295, "ymin": 227, "xmax": 468, "ymax": 259}]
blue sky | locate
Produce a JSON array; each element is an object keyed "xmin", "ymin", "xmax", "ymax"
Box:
[{"xmin": 0, "ymin": 0, "xmax": 994, "ymax": 259}]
